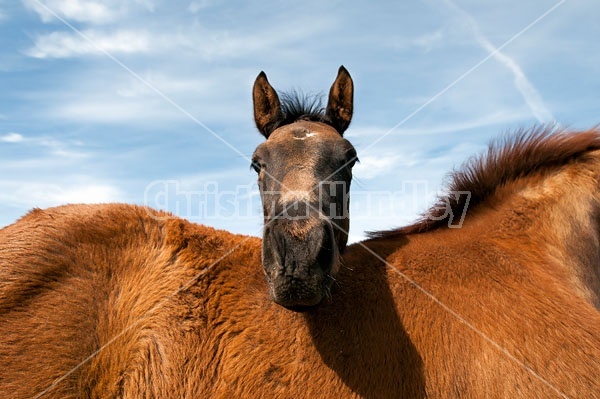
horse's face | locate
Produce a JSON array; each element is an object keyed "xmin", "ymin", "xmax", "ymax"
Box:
[{"xmin": 252, "ymin": 67, "xmax": 356, "ymax": 310}]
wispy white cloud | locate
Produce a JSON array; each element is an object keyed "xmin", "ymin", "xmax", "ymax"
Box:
[
  {"xmin": 347, "ymin": 109, "xmax": 528, "ymax": 139},
  {"xmin": 22, "ymin": 0, "xmax": 159, "ymax": 25},
  {"xmin": 21, "ymin": 28, "xmax": 202, "ymax": 60},
  {"xmin": 353, "ymin": 155, "xmax": 400, "ymax": 179},
  {"xmin": 386, "ymin": 29, "xmax": 446, "ymax": 53},
  {"xmin": 26, "ymin": 29, "xmax": 151, "ymax": 58},
  {"xmin": 24, "ymin": 9, "xmax": 337, "ymax": 60},
  {"xmin": 51, "ymin": 183, "xmax": 122, "ymax": 203},
  {"xmin": 132, "ymin": 0, "xmax": 158, "ymax": 12},
  {"xmin": 42, "ymin": 82, "xmax": 245, "ymax": 125},
  {"xmin": 0, "ymin": 180, "xmax": 123, "ymax": 207},
  {"xmin": 442, "ymin": 0, "xmax": 555, "ymax": 124},
  {"xmin": 115, "ymin": 72, "xmax": 214, "ymax": 98},
  {"xmin": 0, "ymin": 134, "xmax": 127, "ymax": 230},
  {"xmin": 0, "ymin": 132, "xmax": 87, "ymax": 158},
  {"xmin": 0, "ymin": 131, "xmax": 121, "ymax": 224},
  {"xmin": 23, "ymin": 0, "xmax": 117, "ymax": 24},
  {"xmin": 52, "ymin": 98, "xmax": 169, "ymax": 123},
  {"xmin": 1, "ymin": 132, "xmax": 25, "ymax": 142},
  {"xmin": 188, "ymin": 0, "xmax": 219, "ymax": 13},
  {"xmin": 476, "ymin": 42, "xmax": 554, "ymax": 123}
]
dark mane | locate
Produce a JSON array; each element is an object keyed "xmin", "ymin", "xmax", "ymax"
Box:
[
  {"xmin": 370, "ymin": 127, "xmax": 600, "ymax": 238},
  {"xmin": 274, "ymin": 91, "xmax": 326, "ymax": 129}
]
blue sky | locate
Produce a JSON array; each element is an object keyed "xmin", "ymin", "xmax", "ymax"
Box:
[{"xmin": 1, "ymin": 0, "xmax": 599, "ymax": 242}]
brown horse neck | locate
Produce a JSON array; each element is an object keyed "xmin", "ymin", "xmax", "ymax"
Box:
[{"xmin": 444, "ymin": 150, "xmax": 600, "ymax": 308}]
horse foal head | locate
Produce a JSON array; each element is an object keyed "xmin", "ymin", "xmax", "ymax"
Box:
[{"xmin": 251, "ymin": 67, "xmax": 357, "ymax": 310}]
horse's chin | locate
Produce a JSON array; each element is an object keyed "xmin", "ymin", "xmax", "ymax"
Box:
[
  {"xmin": 268, "ymin": 278, "xmax": 331, "ymax": 311},
  {"xmin": 270, "ymin": 290, "xmax": 324, "ymax": 310}
]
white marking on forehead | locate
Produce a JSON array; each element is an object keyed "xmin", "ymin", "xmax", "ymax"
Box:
[
  {"xmin": 280, "ymin": 190, "xmax": 312, "ymax": 203},
  {"xmin": 293, "ymin": 131, "xmax": 318, "ymax": 140}
]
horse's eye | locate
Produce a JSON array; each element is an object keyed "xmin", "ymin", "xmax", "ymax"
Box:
[
  {"xmin": 251, "ymin": 160, "xmax": 262, "ymax": 174},
  {"xmin": 345, "ymin": 150, "xmax": 359, "ymax": 169},
  {"xmin": 347, "ymin": 157, "xmax": 359, "ymax": 168}
]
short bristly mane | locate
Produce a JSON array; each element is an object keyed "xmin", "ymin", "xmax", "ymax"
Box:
[
  {"xmin": 371, "ymin": 127, "xmax": 600, "ymax": 238},
  {"xmin": 273, "ymin": 91, "xmax": 326, "ymax": 129}
]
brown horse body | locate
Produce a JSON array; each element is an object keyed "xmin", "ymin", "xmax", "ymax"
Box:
[
  {"xmin": 2, "ymin": 67, "xmax": 599, "ymax": 398},
  {"xmin": 1, "ymin": 129, "xmax": 600, "ymax": 398}
]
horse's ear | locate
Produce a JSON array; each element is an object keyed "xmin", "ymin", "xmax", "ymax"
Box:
[
  {"xmin": 253, "ymin": 71, "xmax": 282, "ymax": 138},
  {"xmin": 326, "ymin": 66, "xmax": 353, "ymax": 135}
]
